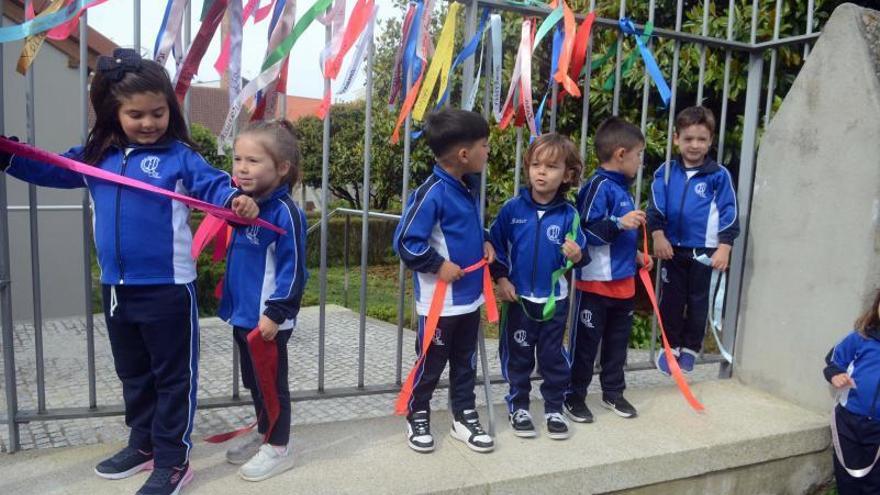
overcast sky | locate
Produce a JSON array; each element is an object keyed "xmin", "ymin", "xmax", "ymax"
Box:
[{"xmin": 86, "ymin": 0, "xmax": 398, "ymax": 100}]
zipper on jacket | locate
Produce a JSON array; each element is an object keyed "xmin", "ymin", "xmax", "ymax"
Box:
[
  {"xmin": 529, "ymin": 213, "xmax": 544, "ymax": 297},
  {"xmin": 674, "ymin": 174, "xmax": 693, "ymax": 246},
  {"xmin": 116, "ymin": 153, "xmax": 130, "ymax": 283}
]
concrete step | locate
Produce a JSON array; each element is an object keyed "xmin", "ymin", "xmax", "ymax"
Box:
[{"xmin": 0, "ymin": 380, "xmax": 831, "ymax": 494}]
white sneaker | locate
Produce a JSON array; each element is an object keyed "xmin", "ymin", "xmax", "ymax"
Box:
[
  {"xmin": 450, "ymin": 409, "xmax": 494, "ymax": 453},
  {"xmin": 225, "ymin": 430, "xmax": 263, "ymax": 465},
  {"xmin": 239, "ymin": 443, "xmax": 294, "ymax": 482}
]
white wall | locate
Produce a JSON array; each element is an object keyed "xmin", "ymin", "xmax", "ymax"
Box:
[{"xmin": 2, "ymin": 19, "xmax": 90, "ymax": 321}]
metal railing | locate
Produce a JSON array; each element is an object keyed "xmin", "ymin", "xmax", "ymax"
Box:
[{"xmin": 1, "ymin": 0, "xmax": 823, "ymax": 452}]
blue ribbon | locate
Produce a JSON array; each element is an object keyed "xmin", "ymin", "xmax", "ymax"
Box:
[
  {"xmin": 534, "ymin": 26, "xmax": 562, "ymax": 137},
  {"xmin": 0, "ymin": 0, "xmax": 89, "ymax": 44},
  {"xmin": 534, "ymin": 91, "xmax": 549, "ymax": 138},
  {"xmin": 619, "ymin": 17, "xmax": 670, "ymax": 106},
  {"xmin": 434, "ymin": 8, "xmax": 490, "ymax": 109},
  {"xmin": 401, "ymin": 0, "xmax": 425, "ymax": 102},
  {"xmin": 153, "ymin": 0, "xmax": 174, "ymax": 58}
]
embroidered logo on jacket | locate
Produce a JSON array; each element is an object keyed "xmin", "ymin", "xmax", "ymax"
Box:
[
  {"xmin": 694, "ymin": 182, "xmax": 708, "ymax": 199},
  {"xmin": 581, "ymin": 309, "xmax": 594, "ymax": 329},
  {"xmin": 245, "ymin": 225, "xmax": 261, "ymax": 245},
  {"xmin": 140, "ymin": 155, "xmax": 161, "ymax": 179},
  {"xmin": 546, "ymin": 225, "xmax": 562, "ymax": 244},
  {"xmin": 513, "ymin": 329, "xmax": 529, "ymax": 347}
]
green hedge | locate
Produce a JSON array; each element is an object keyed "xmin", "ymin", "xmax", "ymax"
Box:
[{"xmin": 304, "ymin": 214, "xmax": 398, "ymax": 268}]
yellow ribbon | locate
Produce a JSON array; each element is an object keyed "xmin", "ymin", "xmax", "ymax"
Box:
[
  {"xmin": 411, "ymin": 2, "xmax": 461, "ymax": 122},
  {"xmin": 16, "ymin": 0, "xmax": 68, "ymax": 75}
]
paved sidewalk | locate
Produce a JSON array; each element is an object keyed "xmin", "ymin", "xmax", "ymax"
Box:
[{"xmin": 1, "ymin": 305, "xmax": 719, "ymax": 453}]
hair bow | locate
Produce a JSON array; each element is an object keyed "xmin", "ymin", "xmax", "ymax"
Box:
[{"xmin": 96, "ymin": 48, "xmax": 142, "ymax": 82}]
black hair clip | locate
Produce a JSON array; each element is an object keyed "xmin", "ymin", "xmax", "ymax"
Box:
[{"xmin": 96, "ymin": 48, "xmax": 142, "ymax": 82}]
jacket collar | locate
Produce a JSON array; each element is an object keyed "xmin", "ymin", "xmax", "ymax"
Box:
[
  {"xmin": 433, "ymin": 164, "xmax": 480, "ymax": 195},
  {"xmin": 673, "ymin": 155, "xmax": 720, "ymax": 175},
  {"xmin": 596, "ymin": 167, "xmax": 632, "ymax": 186},
  {"xmin": 517, "ymin": 186, "xmax": 567, "ymax": 210}
]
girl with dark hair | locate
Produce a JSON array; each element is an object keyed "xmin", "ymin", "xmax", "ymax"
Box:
[
  {"xmin": 824, "ymin": 289, "xmax": 880, "ymax": 494},
  {"xmin": 0, "ymin": 48, "xmax": 258, "ymax": 495}
]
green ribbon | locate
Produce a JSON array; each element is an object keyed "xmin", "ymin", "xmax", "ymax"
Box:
[
  {"xmin": 582, "ymin": 22, "xmax": 654, "ymax": 91},
  {"xmin": 518, "ymin": 211, "xmax": 580, "ymax": 322},
  {"xmin": 533, "ymin": 4, "xmax": 564, "ymax": 49},
  {"xmin": 262, "ymin": 0, "xmax": 333, "ymax": 71}
]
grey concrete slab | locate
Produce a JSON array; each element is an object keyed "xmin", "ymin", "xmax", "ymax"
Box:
[{"xmin": 0, "ymin": 380, "xmax": 830, "ymax": 495}]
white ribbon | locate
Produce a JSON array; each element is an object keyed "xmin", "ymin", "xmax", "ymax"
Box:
[
  {"xmin": 155, "ymin": 0, "xmax": 190, "ymax": 66},
  {"xmin": 337, "ymin": 4, "xmax": 378, "ymax": 95},
  {"xmin": 490, "ymin": 13, "xmax": 502, "ymax": 121},
  {"xmin": 831, "ymin": 400, "xmax": 880, "ymax": 479},
  {"xmin": 228, "ymin": 0, "xmax": 244, "ymax": 107},
  {"xmin": 694, "ymin": 252, "xmax": 732, "ymax": 363}
]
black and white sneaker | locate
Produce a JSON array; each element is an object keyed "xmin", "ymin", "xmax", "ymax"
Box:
[
  {"xmin": 94, "ymin": 446, "xmax": 154, "ymax": 480},
  {"xmin": 563, "ymin": 398, "xmax": 594, "ymax": 423},
  {"xmin": 508, "ymin": 409, "xmax": 537, "ymax": 438},
  {"xmin": 406, "ymin": 410, "xmax": 435, "ymax": 453},
  {"xmin": 450, "ymin": 409, "xmax": 494, "ymax": 453},
  {"xmin": 602, "ymin": 395, "xmax": 638, "ymax": 418},
  {"xmin": 545, "ymin": 412, "xmax": 570, "ymax": 440}
]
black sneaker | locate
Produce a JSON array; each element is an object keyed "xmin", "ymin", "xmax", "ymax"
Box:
[
  {"xmin": 563, "ymin": 398, "xmax": 594, "ymax": 423},
  {"xmin": 602, "ymin": 395, "xmax": 638, "ymax": 418},
  {"xmin": 406, "ymin": 410, "xmax": 435, "ymax": 453},
  {"xmin": 94, "ymin": 446, "xmax": 154, "ymax": 480},
  {"xmin": 545, "ymin": 412, "xmax": 570, "ymax": 440},
  {"xmin": 136, "ymin": 464, "xmax": 193, "ymax": 495},
  {"xmin": 450, "ymin": 409, "xmax": 494, "ymax": 453},
  {"xmin": 508, "ymin": 409, "xmax": 537, "ymax": 438}
]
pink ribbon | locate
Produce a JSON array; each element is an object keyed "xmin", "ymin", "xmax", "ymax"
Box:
[{"xmin": 0, "ymin": 138, "xmax": 285, "ymax": 235}]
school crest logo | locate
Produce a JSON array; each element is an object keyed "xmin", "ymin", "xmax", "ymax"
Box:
[
  {"xmin": 432, "ymin": 328, "xmax": 445, "ymax": 346},
  {"xmin": 694, "ymin": 182, "xmax": 708, "ymax": 199},
  {"xmin": 513, "ymin": 329, "xmax": 529, "ymax": 347},
  {"xmin": 245, "ymin": 225, "xmax": 261, "ymax": 245},
  {"xmin": 661, "ymin": 267, "xmax": 669, "ymax": 284},
  {"xmin": 580, "ymin": 309, "xmax": 594, "ymax": 329},
  {"xmin": 546, "ymin": 225, "xmax": 562, "ymax": 244},
  {"xmin": 140, "ymin": 155, "xmax": 161, "ymax": 179}
]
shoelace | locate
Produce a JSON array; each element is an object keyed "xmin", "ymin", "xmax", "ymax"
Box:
[
  {"xmin": 512, "ymin": 410, "xmax": 531, "ymax": 424},
  {"xmin": 546, "ymin": 412, "xmax": 568, "ymax": 425},
  {"xmin": 412, "ymin": 419, "xmax": 430, "ymax": 436},
  {"xmin": 464, "ymin": 417, "xmax": 486, "ymax": 435}
]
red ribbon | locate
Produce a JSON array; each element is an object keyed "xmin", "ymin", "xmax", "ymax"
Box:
[
  {"xmin": 0, "ymin": 138, "xmax": 285, "ymax": 235},
  {"xmin": 206, "ymin": 327, "xmax": 281, "ymax": 443},
  {"xmin": 553, "ymin": 1, "xmax": 580, "ymax": 98},
  {"xmin": 394, "ymin": 259, "xmax": 499, "ymax": 415},
  {"xmin": 316, "ymin": 0, "xmax": 375, "ymax": 119},
  {"xmin": 638, "ymin": 225, "xmax": 705, "ymax": 412},
  {"xmin": 175, "ymin": 0, "xmax": 229, "ymax": 102},
  {"xmin": 566, "ymin": 11, "xmax": 595, "ymax": 97}
]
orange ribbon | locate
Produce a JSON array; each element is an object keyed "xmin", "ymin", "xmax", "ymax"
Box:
[
  {"xmin": 394, "ymin": 259, "xmax": 498, "ymax": 415},
  {"xmin": 638, "ymin": 225, "xmax": 704, "ymax": 412}
]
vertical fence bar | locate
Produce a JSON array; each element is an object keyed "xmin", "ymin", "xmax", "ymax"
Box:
[
  {"xmin": 357, "ymin": 34, "xmax": 375, "ymax": 390},
  {"xmin": 318, "ymin": 23, "xmax": 332, "ymax": 392},
  {"xmin": 513, "ymin": 126, "xmax": 523, "ymax": 195},
  {"xmin": 0, "ymin": 0, "xmax": 21, "ymax": 453},
  {"xmin": 549, "ymin": 82, "xmax": 558, "ymax": 133},
  {"xmin": 395, "ymin": 72, "xmax": 414, "ymax": 386},
  {"xmin": 183, "ymin": 2, "xmax": 192, "ymax": 124},
  {"xmin": 343, "ymin": 214, "xmax": 350, "ymax": 309},
  {"xmin": 611, "ymin": 0, "xmax": 626, "ymax": 116},
  {"xmin": 577, "ymin": 0, "xmax": 596, "ymax": 163},
  {"xmin": 650, "ymin": 0, "xmax": 685, "ymax": 365},
  {"xmin": 804, "ymin": 0, "xmax": 814, "ymax": 58},
  {"xmin": 763, "ymin": 0, "xmax": 782, "ymax": 127},
  {"xmin": 80, "ymin": 9, "xmax": 96, "ymax": 410},
  {"xmin": 634, "ymin": 0, "xmax": 655, "ymax": 207},
  {"xmin": 716, "ymin": 0, "xmax": 735, "ymax": 162},
  {"xmin": 24, "ymin": 0, "xmax": 46, "ymax": 415},
  {"xmin": 720, "ymin": 53, "xmax": 763, "ymax": 379},
  {"xmin": 134, "ymin": 0, "xmax": 141, "ymax": 53},
  {"xmin": 696, "ymin": 0, "xmax": 710, "ymax": 104}
]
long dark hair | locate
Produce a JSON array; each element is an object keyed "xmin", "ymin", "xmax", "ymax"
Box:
[
  {"xmin": 83, "ymin": 50, "xmax": 192, "ymax": 164},
  {"xmin": 856, "ymin": 289, "xmax": 880, "ymax": 336}
]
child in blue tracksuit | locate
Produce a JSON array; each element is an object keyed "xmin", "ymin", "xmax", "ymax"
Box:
[
  {"xmin": 647, "ymin": 106, "xmax": 739, "ymax": 374},
  {"xmin": 824, "ymin": 289, "xmax": 880, "ymax": 494},
  {"xmin": 217, "ymin": 120, "xmax": 307, "ymax": 481},
  {"xmin": 393, "ymin": 109, "xmax": 495, "ymax": 454},
  {"xmin": 565, "ymin": 117, "xmax": 652, "ymax": 424},
  {"xmin": 489, "ymin": 133, "xmax": 588, "ymax": 440},
  {"xmin": 0, "ymin": 49, "xmax": 257, "ymax": 495}
]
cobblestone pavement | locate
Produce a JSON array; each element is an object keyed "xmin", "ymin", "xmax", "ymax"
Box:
[{"xmin": 1, "ymin": 305, "xmax": 719, "ymax": 453}]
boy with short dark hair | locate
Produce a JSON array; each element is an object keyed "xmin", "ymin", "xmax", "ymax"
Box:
[
  {"xmin": 647, "ymin": 105, "xmax": 739, "ymax": 375},
  {"xmin": 565, "ymin": 117, "xmax": 652, "ymax": 423},
  {"xmin": 393, "ymin": 108, "xmax": 496, "ymax": 454}
]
